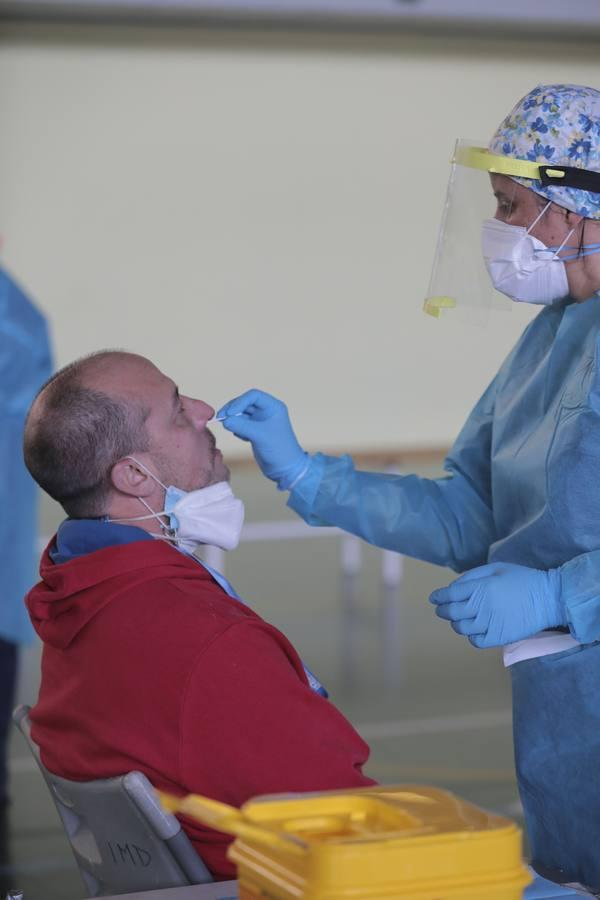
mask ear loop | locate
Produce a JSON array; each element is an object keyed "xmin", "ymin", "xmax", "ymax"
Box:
[
  {"xmin": 125, "ymin": 455, "xmax": 168, "ymax": 492},
  {"xmin": 558, "ymin": 244, "xmax": 600, "ymax": 261},
  {"xmin": 550, "ymin": 216, "xmax": 600, "ymax": 262},
  {"xmin": 529, "ymin": 201, "xmax": 576, "ymax": 264},
  {"xmin": 550, "ymin": 226, "xmax": 576, "ymax": 261},
  {"xmin": 107, "ymin": 456, "xmax": 177, "ymax": 540},
  {"xmin": 137, "ymin": 499, "xmax": 178, "ymax": 541},
  {"xmin": 107, "ymin": 501, "xmax": 177, "ymax": 539},
  {"xmin": 526, "ymin": 200, "xmax": 553, "ymax": 236}
]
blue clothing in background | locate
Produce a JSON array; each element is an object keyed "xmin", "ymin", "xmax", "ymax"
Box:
[{"xmin": 0, "ymin": 268, "xmax": 52, "ymax": 645}]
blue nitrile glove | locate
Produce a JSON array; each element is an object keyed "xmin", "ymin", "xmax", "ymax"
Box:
[
  {"xmin": 216, "ymin": 389, "xmax": 309, "ymax": 490},
  {"xmin": 429, "ymin": 562, "xmax": 566, "ymax": 648}
]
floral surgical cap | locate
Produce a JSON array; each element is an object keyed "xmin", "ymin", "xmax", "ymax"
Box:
[{"xmin": 489, "ymin": 83, "xmax": 600, "ymax": 220}]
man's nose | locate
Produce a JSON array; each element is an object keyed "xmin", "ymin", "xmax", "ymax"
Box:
[{"xmin": 185, "ymin": 398, "xmax": 215, "ymax": 428}]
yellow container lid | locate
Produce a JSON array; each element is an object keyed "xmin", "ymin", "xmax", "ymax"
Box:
[{"xmin": 161, "ymin": 784, "xmax": 532, "ymax": 900}]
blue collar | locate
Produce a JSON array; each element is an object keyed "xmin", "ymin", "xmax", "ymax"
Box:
[{"xmin": 50, "ymin": 519, "xmax": 153, "ymax": 565}]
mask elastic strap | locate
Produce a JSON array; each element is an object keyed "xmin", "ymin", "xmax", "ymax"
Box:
[
  {"xmin": 106, "ymin": 456, "xmax": 174, "ymax": 537},
  {"xmin": 553, "ymin": 227, "xmax": 576, "ymax": 261},
  {"xmin": 137, "ymin": 497, "xmax": 176, "ymax": 539},
  {"xmin": 125, "ymin": 455, "xmax": 168, "ymax": 492},
  {"xmin": 532, "ymin": 226, "xmax": 576, "ymax": 263},
  {"xmin": 528, "ymin": 201, "xmax": 577, "ymax": 264},
  {"xmin": 525, "ymin": 200, "xmax": 552, "ymax": 236},
  {"xmin": 106, "ymin": 499, "xmax": 175, "ymax": 536},
  {"xmin": 559, "ymin": 245, "xmax": 600, "ymax": 262}
]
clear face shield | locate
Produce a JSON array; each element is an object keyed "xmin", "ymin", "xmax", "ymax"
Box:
[{"xmin": 424, "ymin": 140, "xmax": 572, "ymax": 322}]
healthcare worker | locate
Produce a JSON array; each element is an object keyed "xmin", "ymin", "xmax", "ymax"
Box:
[
  {"xmin": 217, "ymin": 84, "xmax": 600, "ymax": 888},
  {"xmin": 0, "ymin": 268, "xmax": 52, "ymax": 806}
]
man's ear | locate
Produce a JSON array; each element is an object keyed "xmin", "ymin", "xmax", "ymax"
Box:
[{"xmin": 111, "ymin": 458, "xmax": 155, "ymax": 497}]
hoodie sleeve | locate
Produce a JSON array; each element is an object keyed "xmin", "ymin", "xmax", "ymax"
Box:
[{"xmin": 179, "ymin": 619, "xmax": 376, "ymax": 804}]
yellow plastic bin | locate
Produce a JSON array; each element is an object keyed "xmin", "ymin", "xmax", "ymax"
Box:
[{"xmin": 161, "ymin": 784, "xmax": 532, "ymax": 899}]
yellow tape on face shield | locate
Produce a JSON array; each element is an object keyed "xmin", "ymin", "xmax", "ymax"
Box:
[{"xmin": 424, "ymin": 140, "xmax": 543, "ymax": 323}]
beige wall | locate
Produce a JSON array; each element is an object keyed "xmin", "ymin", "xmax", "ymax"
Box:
[{"xmin": 1, "ymin": 22, "xmax": 598, "ymax": 455}]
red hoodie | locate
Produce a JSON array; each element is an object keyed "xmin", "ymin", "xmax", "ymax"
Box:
[{"xmin": 26, "ymin": 539, "xmax": 375, "ymax": 879}]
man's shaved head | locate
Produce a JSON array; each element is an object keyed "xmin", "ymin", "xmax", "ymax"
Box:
[{"xmin": 24, "ymin": 351, "xmax": 151, "ymax": 517}]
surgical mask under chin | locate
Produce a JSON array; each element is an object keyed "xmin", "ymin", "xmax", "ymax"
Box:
[
  {"xmin": 481, "ymin": 203, "xmax": 572, "ymax": 306},
  {"xmin": 163, "ymin": 481, "xmax": 245, "ymax": 553},
  {"xmin": 109, "ymin": 458, "xmax": 245, "ymax": 553}
]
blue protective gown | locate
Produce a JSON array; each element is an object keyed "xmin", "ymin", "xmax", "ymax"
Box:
[
  {"xmin": 288, "ymin": 294, "xmax": 600, "ymax": 886},
  {"xmin": 0, "ymin": 268, "xmax": 52, "ymax": 645}
]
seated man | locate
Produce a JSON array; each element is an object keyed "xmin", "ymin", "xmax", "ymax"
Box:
[{"xmin": 22, "ymin": 350, "xmax": 375, "ymax": 880}]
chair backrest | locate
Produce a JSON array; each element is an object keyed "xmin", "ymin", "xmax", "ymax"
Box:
[{"xmin": 12, "ymin": 704, "xmax": 213, "ymax": 897}]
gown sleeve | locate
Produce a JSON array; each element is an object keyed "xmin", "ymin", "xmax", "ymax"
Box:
[
  {"xmin": 288, "ymin": 378, "xmax": 499, "ymax": 574},
  {"xmin": 558, "ymin": 551, "xmax": 600, "ymax": 643}
]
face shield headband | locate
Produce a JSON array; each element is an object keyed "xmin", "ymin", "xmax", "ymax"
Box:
[{"xmin": 424, "ymin": 143, "xmax": 600, "ymax": 321}]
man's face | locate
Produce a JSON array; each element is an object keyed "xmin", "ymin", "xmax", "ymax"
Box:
[{"xmin": 102, "ymin": 355, "xmax": 229, "ymax": 492}]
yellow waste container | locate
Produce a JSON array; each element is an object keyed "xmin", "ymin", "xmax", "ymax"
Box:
[{"xmin": 161, "ymin": 784, "xmax": 532, "ymax": 900}]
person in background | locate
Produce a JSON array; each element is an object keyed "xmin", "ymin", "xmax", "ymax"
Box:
[
  {"xmin": 0, "ymin": 268, "xmax": 52, "ymax": 807},
  {"xmin": 217, "ymin": 84, "xmax": 600, "ymax": 888}
]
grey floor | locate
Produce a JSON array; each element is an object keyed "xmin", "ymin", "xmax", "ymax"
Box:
[{"xmin": 1, "ymin": 461, "xmax": 522, "ymax": 900}]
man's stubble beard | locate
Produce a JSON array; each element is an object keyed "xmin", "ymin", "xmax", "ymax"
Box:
[{"xmin": 150, "ymin": 445, "xmax": 226, "ymax": 493}]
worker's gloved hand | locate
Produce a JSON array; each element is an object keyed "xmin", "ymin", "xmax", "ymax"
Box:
[
  {"xmin": 429, "ymin": 562, "xmax": 566, "ymax": 648},
  {"xmin": 216, "ymin": 389, "xmax": 309, "ymax": 490}
]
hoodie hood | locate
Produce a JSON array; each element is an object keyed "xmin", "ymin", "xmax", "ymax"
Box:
[{"xmin": 26, "ymin": 537, "xmax": 213, "ymax": 650}]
